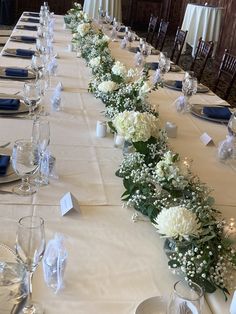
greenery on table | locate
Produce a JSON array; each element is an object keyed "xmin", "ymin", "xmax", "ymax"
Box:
[{"xmin": 66, "ymin": 3, "xmax": 236, "ymax": 298}]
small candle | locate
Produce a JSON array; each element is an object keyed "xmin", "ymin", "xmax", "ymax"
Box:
[
  {"xmin": 96, "ymin": 121, "xmax": 107, "ymax": 138},
  {"xmin": 165, "ymin": 121, "xmax": 178, "ymax": 138},
  {"xmin": 67, "ymin": 44, "xmax": 72, "ymax": 52},
  {"xmin": 114, "ymin": 134, "xmax": 125, "ymax": 147}
]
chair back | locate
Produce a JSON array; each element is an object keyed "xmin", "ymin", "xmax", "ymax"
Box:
[
  {"xmin": 153, "ymin": 19, "xmax": 169, "ymax": 51},
  {"xmin": 170, "ymin": 27, "xmax": 188, "ymax": 65},
  {"xmin": 146, "ymin": 14, "xmax": 158, "ymax": 44},
  {"xmin": 213, "ymin": 49, "xmax": 236, "ymax": 100},
  {"xmin": 190, "ymin": 37, "xmax": 214, "ymax": 81}
]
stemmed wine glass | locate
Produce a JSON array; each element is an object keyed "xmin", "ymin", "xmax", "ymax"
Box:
[
  {"xmin": 11, "ymin": 139, "xmax": 39, "ymax": 196},
  {"xmin": 159, "ymin": 52, "xmax": 171, "ymax": 81},
  {"xmin": 16, "ymin": 216, "xmax": 46, "ymax": 314},
  {"xmin": 167, "ymin": 280, "xmax": 204, "ymax": 314},
  {"xmin": 182, "ymin": 71, "xmax": 198, "ymax": 112},
  {"xmin": 23, "ymin": 81, "xmax": 41, "ymax": 118},
  {"xmin": 32, "ymin": 119, "xmax": 50, "ymax": 186},
  {"xmin": 31, "ymin": 55, "xmax": 45, "ymax": 80}
]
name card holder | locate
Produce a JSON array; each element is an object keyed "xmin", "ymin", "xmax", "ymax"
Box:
[{"xmin": 60, "ymin": 192, "xmax": 80, "ymax": 216}]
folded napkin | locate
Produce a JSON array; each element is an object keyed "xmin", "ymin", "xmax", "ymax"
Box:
[
  {"xmin": 18, "ymin": 25, "xmax": 37, "ymax": 31},
  {"xmin": 120, "ymin": 27, "xmax": 125, "ymax": 32},
  {"xmin": 16, "ymin": 49, "xmax": 35, "ymax": 57},
  {"xmin": 5, "ymin": 67, "xmax": 28, "ymax": 77},
  {"xmin": 25, "ymin": 18, "xmax": 39, "ymax": 23},
  {"xmin": 0, "ymin": 98, "xmax": 20, "ymax": 110},
  {"xmin": 147, "ymin": 62, "xmax": 159, "ymax": 71},
  {"xmin": 203, "ymin": 106, "xmax": 232, "ymax": 120},
  {"xmin": 20, "ymin": 36, "xmax": 36, "ymax": 43},
  {"xmin": 175, "ymin": 80, "xmax": 183, "ymax": 89},
  {"xmin": 0, "ymin": 155, "xmax": 10, "ymax": 175},
  {"xmin": 25, "ymin": 13, "xmax": 40, "ymax": 17}
]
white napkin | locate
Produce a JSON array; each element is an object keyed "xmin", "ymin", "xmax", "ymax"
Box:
[
  {"xmin": 153, "ymin": 69, "xmax": 161, "ymax": 84},
  {"xmin": 51, "ymin": 82, "xmax": 63, "ymax": 111},
  {"xmin": 48, "ymin": 57, "xmax": 58, "ymax": 76},
  {"xmin": 174, "ymin": 96, "xmax": 186, "ymax": 112},
  {"xmin": 218, "ymin": 135, "xmax": 234, "ymax": 161}
]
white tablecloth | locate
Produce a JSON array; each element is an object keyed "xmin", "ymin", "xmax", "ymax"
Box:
[
  {"xmin": 0, "ymin": 13, "xmax": 235, "ymax": 314},
  {"xmin": 83, "ymin": 0, "xmax": 122, "ymax": 21},
  {"xmin": 181, "ymin": 4, "xmax": 222, "ymax": 56}
]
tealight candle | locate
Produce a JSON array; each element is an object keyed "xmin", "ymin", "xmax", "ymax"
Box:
[
  {"xmin": 96, "ymin": 121, "xmax": 107, "ymax": 138},
  {"xmin": 165, "ymin": 121, "xmax": 178, "ymax": 138},
  {"xmin": 114, "ymin": 134, "xmax": 125, "ymax": 147}
]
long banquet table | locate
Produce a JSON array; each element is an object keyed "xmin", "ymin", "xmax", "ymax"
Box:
[{"xmin": 0, "ymin": 13, "xmax": 235, "ymax": 314}]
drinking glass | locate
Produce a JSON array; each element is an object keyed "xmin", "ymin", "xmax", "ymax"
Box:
[
  {"xmin": 167, "ymin": 280, "xmax": 204, "ymax": 314},
  {"xmin": 16, "ymin": 216, "xmax": 46, "ymax": 314},
  {"xmin": 32, "ymin": 119, "xmax": 50, "ymax": 185},
  {"xmin": 159, "ymin": 52, "xmax": 171, "ymax": 81},
  {"xmin": 23, "ymin": 82, "xmax": 41, "ymax": 118},
  {"xmin": 11, "ymin": 139, "xmax": 39, "ymax": 196},
  {"xmin": 182, "ymin": 71, "xmax": 198, "ymax": 112},
  {"xmin": 31, "ymin": 55, "xmax": 45, "ymax": 80}
]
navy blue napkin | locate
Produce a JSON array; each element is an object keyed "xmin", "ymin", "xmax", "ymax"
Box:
[
  {"xmin": 147, "ymin": 62, "xmax": 159, "ymax": 70},
  {"xmin": 175, "ymin": 80, "xmax": 183, "ymax": 89},
  {"xmin": 17, "ymin": 25, "xmax": 38, "ymax": 31},
  {"xmin": 0, "ymin": 98, "xmax": 20, "ymax": 110},
  {"xmin": 25, "ymin": 13, "xmax": 40, "ymax": 17},
  {"xmin": 0, "ymin": 155, "xmax": 10, "ymax": 175},
  {"xmin": 120, "ymin": 27, "xmax": 125, "ymax": 32},
  {"xmin": 20, "ymin": 36, "xmax": 36, "ymax": 43},
  {"xmin": 203, "ymin": 106, "xmax": 232, "ymax": 120},
  {"xmin": 5, "ymin": 68, "xmax": 28, "ymax": 77},
  {"xmin": 25, "ymin": 18, "xmax": 39, "ymax": 23},
  {"xmin": 16, "ymin": 49, "xmax": 35, "ymax": 57}
]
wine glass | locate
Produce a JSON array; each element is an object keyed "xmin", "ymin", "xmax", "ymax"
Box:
[
  {"xmin": 11, "ymin": 139, "xmax": 39, "ymax": 196},
  {"xmin": 182, "ymin": 71, "xmax": 198, "ymax": 112},
  {"xmin": 31, "ymin": 55, "xmax": 45, "ymax": 80},
  {"xmin": 32, "ymin": 119, "xmax": 50, "ymax": 186},
  {"xmin": 16, "ymin": 216, "xmax": 46, "ymax": 314},
  {"xmin": 23, "ymin": 81, "xmax": 41, "ymax": 118},
  {"xmin": 167, "ymin": 280, "xmax": 204, "ymax": 314}
]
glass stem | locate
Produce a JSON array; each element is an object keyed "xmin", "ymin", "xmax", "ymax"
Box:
[
  {"xmin": 21, "ymin": 176, "xmax": 30, "ymax": 191},
  {"xmin": 25, "ymin": 271, "xmax": 33, "ymax": 309}
]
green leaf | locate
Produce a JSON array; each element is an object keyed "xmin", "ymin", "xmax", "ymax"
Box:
[
  {"xmin": 193, "ymin": 277, "xmax": 216, "ymax": 293},
  {"xmin": 168, "ymin": 260, "xmax": 181, "ymax": 268}
]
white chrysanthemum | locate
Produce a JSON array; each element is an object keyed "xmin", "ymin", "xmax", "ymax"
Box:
[
  {"xmin": 153, "ymin": 206, "xmax": 201, "ymax": 239},
  {"xmin": 77, "ymin": 23, "xmax": 91, "ymax": 37},
  {"xmin": 89, "ymin": 57, "xmax": 100, "ymax": 68},
  {"xmin": 74, "ymin": 2, "xmax": 82, "ymax": 9},
  {"xmin": 98, "ymin": 80, "xmax": 117, "ymax": 93},
  {"xmin": 101, "ymin": 35, "xmax": 110, "ymax": 43},
  {"xmin": 112, "ymin": 61, "xmax": 127, "ymax": 77},
  {"xmin": 113, "ymin": 110, "xmax": 159, "ymax": 142}
]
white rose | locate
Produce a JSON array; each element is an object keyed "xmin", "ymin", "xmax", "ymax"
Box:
[
  {"xmin": 77, "ymin": 23, "xmax": 91, "ymax": 37},
  {"xmin": 112, "ymin": 61, "xmax": 127, "ymax": 77},
  {"xmin": 89, "ymin": 57, "xmax": 100, "ymax": 68},
  {"xmin": 139, "ymin": 81, "xmax": 151, "ymax": 95}
]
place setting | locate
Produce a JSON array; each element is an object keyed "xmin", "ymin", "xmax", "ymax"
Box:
[
  {"xmin": 16, "ymin": 25, "xmax": 38, "ymax": 31},
  {"xmin": 23, "ymin": 12, "xmax": 40, "ymax": 18},
  {"xmin": 20, "ymin": 17, "xmax": 40, "ymax": 24},
  {"xmin": 2, "ymin": 48, "xmax": 36, "ymax": 59},
  {"xmin": 10, "ymin": 35, "xmax": 37, "ymax": 44}
]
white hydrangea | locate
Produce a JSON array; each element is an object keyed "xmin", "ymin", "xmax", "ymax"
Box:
[
  {"xmin": 74, "ymin": 2, "xmax": 82, "ymax": 9},
  {"xmin": 112, "ymin": 61, "xmax": 127, "ymax": 77},
  {"xmin": 77, "ymin": 23, "xmax": 91, "ymax": 37},
  {"xmin": 113, "ymin": 110, "xmax": 159, "ymax": 142},
  {"xmin": 89, "ymin": 57, "xmax": 100, "ymax": 68},
  {"xmin": 153, "ymin": 206, "xmax": 201, "ymax": 239},
  {"xmin": 98, "ymin": 80, "xmax": 117, "ymax": 93}
]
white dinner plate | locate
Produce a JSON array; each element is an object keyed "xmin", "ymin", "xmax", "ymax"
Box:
[
  {"xmin": 0, "ymin": 66, "xmax": 35, "ymax": 80},
  {"xmin": 135, "ymin": 296, "xmax": 168, "ymax": 314}
]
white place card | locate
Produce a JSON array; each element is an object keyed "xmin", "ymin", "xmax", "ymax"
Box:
[
  {"xmin": 200, "ymin": 132, "xmax": 214, "ymax": 146},
  {"xmin": 60, "ymin": 192, "xmax": 80, "ymax": 216}
]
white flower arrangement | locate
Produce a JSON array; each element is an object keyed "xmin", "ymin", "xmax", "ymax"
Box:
[
  {"xmin": 89, "ymin": 57, "xmax": 100, "ymax": 68},
  {"xmin": 153, "ymin": 151, "xmax": 188, "ymax": 190},
  {"xmin": 113, "ymin": 111, "xmax": 159, "ymax": 142},
  {"xmin": 112, "ymin": 61, "xmax": 127, "ymax": 77},
  {"xmin": 139, "ymin": 81, "xmax": 152, "ymax": 96},
  {"xmin": 98, "ymin": 80, "xmax": 117, "ymax": 93},
  {"xmin": 77, "ymin": 23, "xmax": 91, "ymax": 37},
  {"xmin": 153, "ymin": 206, "xmax": 201, "ymax": 239}
]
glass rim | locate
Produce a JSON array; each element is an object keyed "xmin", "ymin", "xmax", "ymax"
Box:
[
  {"xmin": 14, "ymin": 138, "xmax": 34, "ymax": 145},
  {"xmin": 18, "ymin": 216, "xmax": 44, "ymax": 229},
  {"xmin": 173, "ymin": 280, "xmax": 204, "ymax": 301}
]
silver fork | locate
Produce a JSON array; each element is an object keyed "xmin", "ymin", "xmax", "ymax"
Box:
[{"xmin": 0, "ymin": 142, "xmax": 10, "ymax": 148}]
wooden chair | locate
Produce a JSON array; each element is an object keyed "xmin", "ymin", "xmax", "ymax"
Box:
[
  {"xmin": 170, "ymin": 27, "xmax": 188, "ymax": 65},
  {"xmin": 190, "ymin": 37, "xmax": 214, "ymax": 81},
  {"xmin": 153, "ymin": 19, "xmax": 169, "ymax": 51},
  {"xmin": 213, "ymin": 49, "xmax": 236, "ymax": 100},
  {"xmin": 146, "ymin": 14, "xmax": 158, "ymax": 45}
]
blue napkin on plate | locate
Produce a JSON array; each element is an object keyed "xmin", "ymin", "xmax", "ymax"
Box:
[
  {"xmin": 0, "ymin": 155, "xmax": 10, "ymax": 175},
  {"xmin": 0, "ymin": 98, "xmax": 20, "ymax": 110},
  {"xmin": 25, "ymin": 13, "xmax": 40, "ymax": 17},
  {"xmin": 17, "ymin": 25, "xmax": 37, "ymax": 31},
  {"xmin": 147, "ymin": 62, "xmax": 159, "ymax": 70},
  {"xmin": 175, "ymin": 80, "xmax": 182, "ymax": 89},
  {"xmin": 16, "ymin": 49, "xmax": 35, "ymax": 57},
  {"xmin": 203, "ymin": 106, "xmax": 232, "ymax": 120},
  {"xmin": 20, "ymin": 36, "xmax": 36, "ymax": 43},
  {"xmin": 5, "ymin": 67, "xmax": 28, "ymax": 77},
  {"xmin": 27, "ymin": 18, "xmax": 39, "ymax": 23}
]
